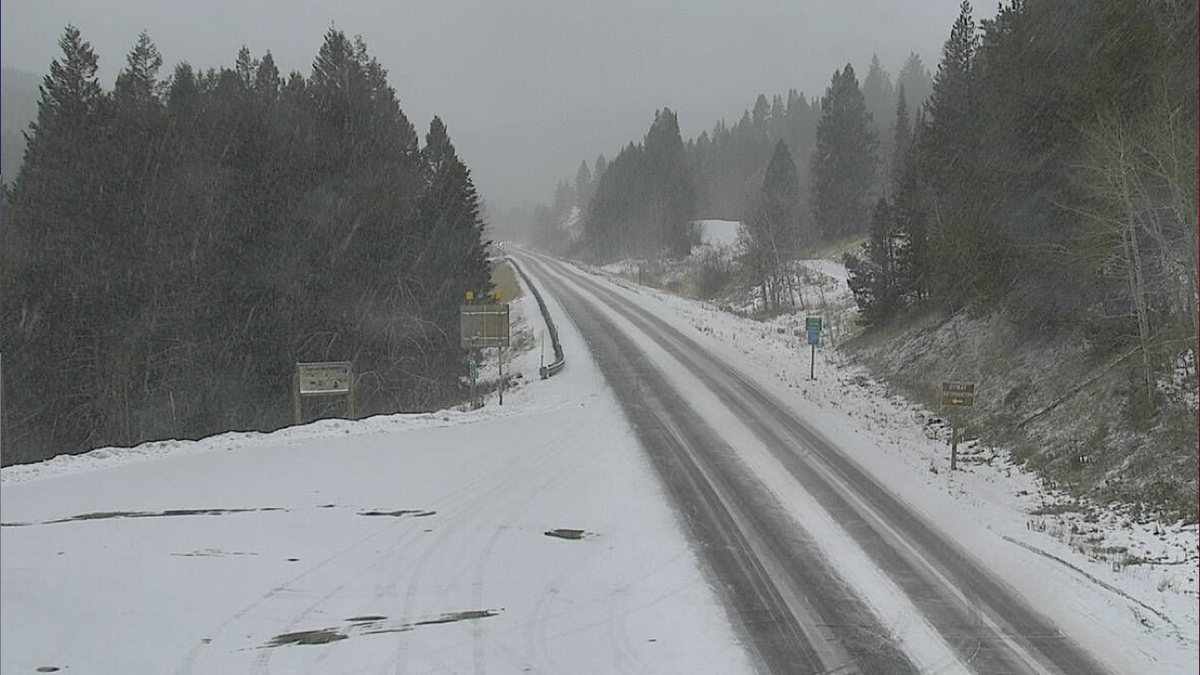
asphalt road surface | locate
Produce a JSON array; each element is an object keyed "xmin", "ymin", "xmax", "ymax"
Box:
[{"xmin": 515, "ymin": 250, "xmax": 1114, "ymax": 675}]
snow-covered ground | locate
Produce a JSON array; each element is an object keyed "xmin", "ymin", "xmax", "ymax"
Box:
[
  {"xmin": 695, "ymin": 219, "xmax": 740, "ymax": 247},
  {"xmin": 5, "ymin": 248, "xmax": 1195, "ymax": 674},
  {"xmin": 570, "ymin": 257, "xmax": 1199, "ymax": 674},
  {"xmin": 0, "ymin": 263, "xmax": 753, "ymax": 675}
]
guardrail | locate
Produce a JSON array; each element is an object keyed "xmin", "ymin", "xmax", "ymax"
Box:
[{"xmin": 506, "ymin": 256, "xmax": 565, "ymax": 379}]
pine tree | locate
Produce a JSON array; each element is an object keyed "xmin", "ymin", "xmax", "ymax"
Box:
[
  {"xmin": 892, "ymin": 117, "xmax": 929, "ymax": 304},
  {"xmin": 409, "ymin": 116, "xmax": 492, "ymax": 399},
  {"xmin": 770, "ymin": 94, "xmax": 786, "ymax": 140},
  {"xmin": 741, "ymin": 140, "xmax": 804, "ymax": 311},
  {"xmin": 923, "ymin": 0, "xmax": 985, "ymax": 309},
  {"xmin": 3, "ymin": 26, "xmax": 117, "ymax": 455},
  {"xmin": 891, "ymin": 85, "xmax": 911, "ymax": 185},
  {"xmin": 811, "ymin": 64, "xmax": 878, "ymax": 239},
  {"xmin": 417, "ymin": 116, "xmax": 492, "ymax": 301},
  {"xmin": 113, "ymin": 31, "xmax": 163, "ymax": 111},
  {"xmin": 862, "ymin": 54, "xmax": 896, "ymax": 136},
  {"xmin": 574, "ymin": 159, "xmax": 592, "ymax": 209},
  {"xmin": 254, "ymin": 52, "xmax": 281, "ymax": 99},
  {"xmin": 644, "ymin": 108, "xmax": 697, "ymax": 256},
  {"xmin": 234, "ymin": 46, "xmax": 257, "ymax": 88},
  {"xmin": 925, "ymin": 1, "xmax": 979, "ymax": 187},
  {"xmin": 18, "ymin": 26, "xmax": 107, "ymax": 190},
  {"xmin": 896, "ymin": 52, "xmax": 934, "ymax": 120},
  {"xmin": 752, "ymin": 94, "xmax": 770, "ymax": 131},
  {"xmin": 845, "ymin": 197, "xmax": 902, "ymax": 325}
]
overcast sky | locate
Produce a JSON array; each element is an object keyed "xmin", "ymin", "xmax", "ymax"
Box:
[{"xmin": 2, "ymin": 0, "xmax": 984, "ymax": 212}]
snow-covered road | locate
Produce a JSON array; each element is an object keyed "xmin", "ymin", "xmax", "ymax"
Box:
[
  {"xmin": 3, "ymin": 248, "xmax": 1194, "ymax": 675},
  {"xmin": 514, "ymin": 249, "xmax": 1195, "ymax": 675}
]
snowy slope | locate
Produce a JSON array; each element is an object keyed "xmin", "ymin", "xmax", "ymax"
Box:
[
  {"xmin": 695, "ymin": 219, "xmax": 740, "ymax": 247},
  {"xmin": 0, "ymin": 264, "xmax": 754, "ymax": 675}
]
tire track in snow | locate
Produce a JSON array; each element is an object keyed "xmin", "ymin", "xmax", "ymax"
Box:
[
  {"xmin": 530, "ymin": 251, "xmax": 1116, "ymax": 675},
  {"xmin": 522, "ymin": 253, "xmax": 912, "ymax": 675},
  {"xmin": 388, "ymin": 420, "xmax": 584, "ymax": 675}
]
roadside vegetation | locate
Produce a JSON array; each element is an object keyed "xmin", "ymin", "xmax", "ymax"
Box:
[{"xmin": 1, "ymin": 27, "xmax": 493, "ymax": 465}]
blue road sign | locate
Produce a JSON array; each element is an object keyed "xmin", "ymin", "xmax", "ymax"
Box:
[{"xmin": 808, "ymin": 329, "xmax": 820, "ymax": 346}]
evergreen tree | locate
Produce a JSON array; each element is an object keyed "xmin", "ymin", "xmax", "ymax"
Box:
[
  {"xmin": 924, "ymin": 1, "xmax": 979, "ymax": 188},
  {"xmin": 751, "ymin": 94, "xmax": 770, "ymax": 131},
  {"xmin": 416, "ymin": 116, "xmax": 492, "ymax": 320},
  {"xmin": 740, "ymin": 140, "xmax": 804, "ymax": 311},
  {"xmin": 113, "ymin": 31, "xmax": 163, "ymax": 111},
  {"xmin": 574, "ymin": 159, "xmax": 592, "ymax": 209},
  {"xmin": 3, "ymin": 26, "xmax": 116, "ymax": 451},
  {"xmin": 896, "ymin": 52, "xmax": 934, "ymax": 120},
  {"xmin": 811, "ymin": 64, "xmax": 878, "ymax": 239},
  {"xmin": 892, "ymin": 118, "xmax": 929, "ymax": 304},
  {"xmin": 644, "ymin": 107, "xmax": 697, "ymax": 256},
  {"xmin": 862, "ymin": 54, "xmax": 896, "ymax": 136},
  {"xmin": 234, "ymin": 46, "xmax": 257, "ymax": 88},
  {"xmin": 923, "ymin": 0, "xmax": 986, "ymax": 309},
  {"xmin": 583, "ymin": 110, "xmax": 696, "ymax": 260},
  {"xmin": 844, "ymin": 197, "xmax": 902, "ymax": 325},
  {"xmin": 891, "ymin": 85, "xmax": 911, "ymax": 184},
  {"xmin": 769, "ymin": 93, "xmax": 786, "ymax": 140},
  {"xmin": 254, "ymin": 52, "xmax": 281, "ymax": 98}
]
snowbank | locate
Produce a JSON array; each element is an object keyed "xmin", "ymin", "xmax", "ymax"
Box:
[{"xmin": 695, "ymin": 219, "xmax": 740, "ymax": 247}]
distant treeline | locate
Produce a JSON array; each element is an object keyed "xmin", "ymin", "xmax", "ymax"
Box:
[
  {"xmin": 529, "ymin": 50, "xmax": 934, "ymax": 259},
  {"xmin": 1, "ymin": 27, "xmax": 492, "ymax": 465}
]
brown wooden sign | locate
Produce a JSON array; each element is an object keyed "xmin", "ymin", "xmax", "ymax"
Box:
[
  {"xmin": 941, "ymin": 381, "xmax": 976, "ymax": 408},
  {"xmin": 460, "ymin": 303, "xmax": 510, "ymax": 349}
]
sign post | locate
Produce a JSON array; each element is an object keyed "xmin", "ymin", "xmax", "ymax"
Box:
[
  {"xmin": 469, "ymin": 357, "xmax": 479, "ymax": 408},
  {"xmin": 940, "ymin": 381, "xmax": 976, "ymax": 471},
  {"xmin": 294, "ymin": 361, "xmax": 355, "ymax": 425},
  {"xmin": 805, "ymin": 317, "xmax": 823, "ymax": 380}
]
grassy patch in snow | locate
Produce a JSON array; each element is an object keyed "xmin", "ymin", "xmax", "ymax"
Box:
[{"xmin": 490, "ymin": 257, "xmax": 524, "ymax": 302}]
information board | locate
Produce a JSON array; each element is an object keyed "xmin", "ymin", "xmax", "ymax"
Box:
[{"xmin": 460, "ymin": 304, "xmax": 511, "ymax": 349}]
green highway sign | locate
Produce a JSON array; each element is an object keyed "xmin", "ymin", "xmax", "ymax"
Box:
[{"xmin": 805, "ymin": 316, "xmax": 823, "ymax": 333}]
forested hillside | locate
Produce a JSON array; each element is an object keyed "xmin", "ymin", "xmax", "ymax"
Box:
[
  {"xmin": 0, "ymin": 27, "xmax": 492, "ymax": 465},
  {"xmin": 529, "ymin": 0, "xmax": 1198, "ymax": 514},
  {"xmin": 845, "ymin": 0, "xmax": 1197, "ymax": 396}
]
